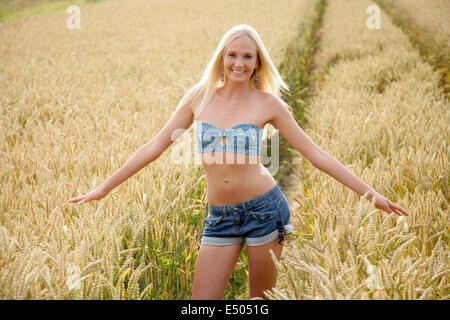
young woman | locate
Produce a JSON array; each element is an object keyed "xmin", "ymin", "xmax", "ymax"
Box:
[{"xmin": 68, "ymin": 24, "xmax": 410, "ymax": 300}]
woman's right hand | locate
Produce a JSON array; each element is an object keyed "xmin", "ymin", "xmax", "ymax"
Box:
[{"xmin": 67, "ymin": 187, "xmax": 110, "ymax": 205}]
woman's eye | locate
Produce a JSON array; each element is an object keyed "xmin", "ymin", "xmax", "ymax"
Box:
[{"xmin": 228, "ymin": 54, "xmax": 252, "ymax": 58}]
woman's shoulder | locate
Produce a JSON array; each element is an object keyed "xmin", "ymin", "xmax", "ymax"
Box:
[
  {"xmin": 256, "ymin": 91, "xmax": 292, "ymax": 127},
  {"xmin": 252, "ymin": 89, "xmax": 270, "ymax": 105},
  {"xmin": 254, "ymin": 90, "xmax": 282, "ymax": 104},
  {"xmin": 256, "ymin": 90, "xmax": 287, "ymax": 112}
]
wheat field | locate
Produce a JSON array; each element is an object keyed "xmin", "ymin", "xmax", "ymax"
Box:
[
  {"xmin": 0, "ymin": 0, "xmax": 448, "ymax": 300},
  {"xmin": 379, "ymin": 0, "xmax": 450, "ymax": 49},
  {"xmin": 271, "ymin": 0, "xmax": 448, "ymax": 300},
  {"xmin": 0, "ymin": 0, "xmax": 318, "ymax": 299}
]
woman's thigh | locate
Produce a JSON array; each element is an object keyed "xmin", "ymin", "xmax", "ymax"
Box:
[
  {"xmin": 246, "ymin": 238, "xmax": 284, "ymax": 299},
  {"xmin": 191, "ymin": 243, "xmax": 244, "ymax": 300}
]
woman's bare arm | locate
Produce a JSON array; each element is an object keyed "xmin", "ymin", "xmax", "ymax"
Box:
[
  {"xmin": 68, "ymin": 102, "xmax": 194, "ymax": 204},
  {"xmin": 267, "ymin": 95, "xmax": 409, "ymax": 216},
  {"xmin": 100, "ymin": 103, "xmax": 194, "ymax": 193}
]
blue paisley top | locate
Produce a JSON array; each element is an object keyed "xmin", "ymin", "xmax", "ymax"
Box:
[{"xmin": 195, "ymin": 121, "xmax": 263, "ymax": 156}]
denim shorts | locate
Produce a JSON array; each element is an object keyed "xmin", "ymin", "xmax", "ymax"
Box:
[{"xmin": 201, "ymin": 183, "xmax": 293, "ymax": 247}]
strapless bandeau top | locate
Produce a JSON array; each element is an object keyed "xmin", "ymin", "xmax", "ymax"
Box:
[{"xmin": 195, "ymin": 121, "xmax": 263, "ymax": 156}]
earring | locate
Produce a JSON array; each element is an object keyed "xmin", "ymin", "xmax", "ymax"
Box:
[
  {"xmin": 221, "ymin": 73, "xmax": 224, "ymax": 84},
  {"xmin": 254, "ymin": 69, "xmax": 259, "ymax": 88}
]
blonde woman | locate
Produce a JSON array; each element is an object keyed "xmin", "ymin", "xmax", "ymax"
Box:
[{"xmin": 68, "ymin": 24, "xmax": 410, "ymax": 299}]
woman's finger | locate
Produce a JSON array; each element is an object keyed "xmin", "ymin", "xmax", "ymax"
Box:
[
  {"xmin": 69, "ymin": 195, "xmax": 86, "ymax": 204},
  {"xmin": 393, "ymin": 207, "xmax": 406, "ymax": 216},
  {"xmin": 79, "ymin": 196, "xmax": 90, "ymax": 204},
  {"xmin": 388, "ymin": 205, "xmax": 400, "ymax": 216},
  {"xmin": 390, "ymin": 206, "xmax": 401, "ymax": 216},
  {"xmin": 391, "ymin": 203, "xmax": 409, "ymax": 216}
]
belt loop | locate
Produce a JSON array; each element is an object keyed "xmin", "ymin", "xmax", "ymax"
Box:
[
  {"xmin": 242, "ymin": 203, "xmax": 247, "ymax": 214},
  {"xmin": 223, "ymin": 207, "xmax": 227, "ymax": 217}
]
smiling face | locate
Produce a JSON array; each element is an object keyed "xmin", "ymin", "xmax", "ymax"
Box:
[{"xmin": 223, "ymin": 35, "xmax": 259, "ymax": 85}]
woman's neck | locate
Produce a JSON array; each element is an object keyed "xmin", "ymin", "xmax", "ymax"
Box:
[{"xmin": 216, "ymin": 85, "xmax": 255, "ymax": 101}]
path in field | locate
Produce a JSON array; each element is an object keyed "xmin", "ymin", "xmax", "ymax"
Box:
[
  {"xmin": 270, "ymin": 0, "xmax": 449, "ymax": 299},
  {"xmin": 281, "ymin": 2, "xmax": 325, "ymax": 247},
  {"xmin": 0, "ymin": 0, "xmax": 321, "ymax": 299}
]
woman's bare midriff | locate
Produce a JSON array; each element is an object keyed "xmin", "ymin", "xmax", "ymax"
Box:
[
  {"xmin": 201, "ymin": 154, "xmax": 277, "ymax": 206},
  {"xmin": 196, "ymin": 88, "xmax": 277, "ymax": 206}
]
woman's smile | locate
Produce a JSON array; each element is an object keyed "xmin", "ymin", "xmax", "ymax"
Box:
[{"xmin": 232, "ymin": 69, "xmax": 246, "ymax": 75}]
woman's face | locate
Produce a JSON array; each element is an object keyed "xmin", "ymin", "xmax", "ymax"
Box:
[{"xmin": 223, "ymin": 35, "xmax": 259, "ymax": 85}]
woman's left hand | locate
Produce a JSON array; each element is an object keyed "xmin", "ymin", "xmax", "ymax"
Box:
[{"xmin": 374, "ymin": 194, "xmax": 410, "ymax": 216}]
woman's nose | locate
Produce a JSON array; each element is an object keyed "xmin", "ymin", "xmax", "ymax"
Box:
[{"xmin": 233, "ymin": 59, "xmax": 244, "ymax": 67}]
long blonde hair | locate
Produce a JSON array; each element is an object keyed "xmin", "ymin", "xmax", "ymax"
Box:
[{"xmin": 172, "ymin": 24, "xmax": 291, "ymax": 136}]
